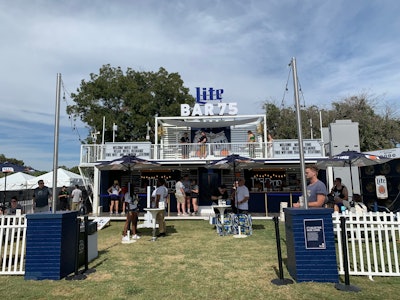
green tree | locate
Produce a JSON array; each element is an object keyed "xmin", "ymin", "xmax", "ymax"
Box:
[
  {"xmin": 264, "ymin": 93, "xmax": 400, "ymax": 152},
  {"xmin": 67, "ymin": 65, "xmax": 195, "ymax": 143},
  {"xmin": 330, "ymin": 94, "xmax": 400, "ymax": 151},
  {"xmin": 0, "ymin": 154, "xmax": 24, "ymax": 166}
]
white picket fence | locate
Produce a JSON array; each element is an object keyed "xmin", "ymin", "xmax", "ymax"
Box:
[
  {"xmin": 332, "ymin": 211, "xmax": 400, "ymax": 280},
  {"xmin": 0, "ymin": 215, "xmax": 26, "ymax": 275},
  {"xmin": 2, "ymin": 212, "xmax": 400, "ymax": 279}
]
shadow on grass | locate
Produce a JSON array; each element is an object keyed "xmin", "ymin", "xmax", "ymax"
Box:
[{"xmin": 252, "ymin": 224, "xmax": 265, "ymax": 230}]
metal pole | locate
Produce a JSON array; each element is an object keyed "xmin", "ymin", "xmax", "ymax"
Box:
[
  {"xmin": 101, "ymin": 116, "xmax": 105, "ymax": 160},
  {"xmin": 52, "ymin": 73, "xmax": 61, "ymax": 213},
  {"xmin": 291, "ymin": 58, "xmax": 308, "ymax": 207},
  {"xmin": 319, "ymin": 110, "xmax": 325, "ymax": 156}
]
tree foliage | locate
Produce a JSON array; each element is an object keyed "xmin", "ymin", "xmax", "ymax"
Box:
[
  {"xmin": 0, "ymin": 154, "xmax": 24, "ymax": 166},
  {"xmin": 264, "ymin": 93, "xmax": 400, "ymax": 152},
  {"xmin": 67, "ymin": 65, "xmax": 195, "ymax": 143}
]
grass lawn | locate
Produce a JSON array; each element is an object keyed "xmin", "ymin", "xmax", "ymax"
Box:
[{"xmin": 1, "ymin": 219, "xmax": 400, "ymax": 299}]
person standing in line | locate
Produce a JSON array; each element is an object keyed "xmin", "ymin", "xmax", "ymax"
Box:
[
  {"xmin": 121, "ymin": 189, "xmax": 140, "ymax": 242},
  {"xmin": 33, "ymin": 180, "xmax": 52, "ymax": 213},
  {"xmin": 58, "ymin": 185, "xmax": 70, "ymax": 211},
  {"xmin": 175, "ymin": 177, "xmax": 187, "ymax": 216},
  {"xmin": 197, "ymin": 130, "xmax": 208, "ymax": 159},
  {"xmin": 182, "ymin": 174, "xmax": 192, "ymax": 214},
  {"xmin": 120, "ymin": 184, "xmax": 128, "ymax": 215},
  {"xmin": 180, "ymin": 132, "xmax": 190, "ymax": 159},
  {"xmin": 155, "ymin": 178, "xmax": 168, "ymax": 237},
  {"xmin": 191, "ymin": 179, "xmax": 199, "ymax": 216},
  {"xmin": 247, "ymin": 130, "xmax": 256, "ymax": 158},
  {"xmin": 293, "ymin": 165, "xmax": 327, "ymax": 208},
  {"xmin": 71, "ymin": 184, "xmax": 83, "ymax": 211},
  {"xmin": 234, "ymin": 178, "xmax": 250, "ymax": 214},
  {"xmin": 107, "ymin": 180, "xmax": 121, "ymax": 215}
]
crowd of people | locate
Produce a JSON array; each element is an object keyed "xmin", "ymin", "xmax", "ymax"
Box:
[
  {"xmin": 0, "ymin": 180, "xmax": 85, "ymax": 215},
  {"xmin": 1, "ymin": 165, "xmax": 361, "ymax": 242}
]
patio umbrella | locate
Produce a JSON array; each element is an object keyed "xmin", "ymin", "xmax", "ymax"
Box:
[
  {"xmin": 316, "ymin": 150, "xmax": 392, "ymax": 196},
  {"xmin": 207, "ymin": 154, "xmax": 260, "ymax": 174},
  {"xmin": 96, "ymin": 155, "xmax": 160, "ymax": 171},
  {"xmin": 1, "ymin": 162, "xmax": 34, "ymax": 207},
  {"xmin": 207, "ymin": 154, "xmax": 263, "ymax": 213},
  {"xmin": 96, "ymin": 155, "xmax": 161, "ymax": 192}
]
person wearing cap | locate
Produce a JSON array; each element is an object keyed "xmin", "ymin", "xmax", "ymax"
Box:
[{"xmin": 58, "ymin": 185, "xmax": 70, "ymax": 211}]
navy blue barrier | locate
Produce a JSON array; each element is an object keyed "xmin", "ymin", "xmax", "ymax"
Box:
[{"xmin": 249, "ymin": 192, "xmax": 301, "ymax": 213}]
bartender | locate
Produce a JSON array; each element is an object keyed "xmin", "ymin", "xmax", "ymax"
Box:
[{"xmin": 211, "ymin": 184, "xmax": 230, "ymax": 214}]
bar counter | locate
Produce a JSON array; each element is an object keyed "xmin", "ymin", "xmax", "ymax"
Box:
[{"xmin": 249, "ymin": 191, "xmax": 302, "ymax": 214}]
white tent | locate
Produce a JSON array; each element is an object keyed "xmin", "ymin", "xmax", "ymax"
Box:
[
  {"xmin": 27, "ymin": 168, "xmax": 84, "ymax": 189},
  {"xmin": 0, "ymin": 172, "xmax": 36, "ymax": 191}
]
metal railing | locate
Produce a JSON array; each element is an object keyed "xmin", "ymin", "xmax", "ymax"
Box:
[
  {"xmin": 332, "ymin": 211, "xmax": 400, "ymax": 279},
  {"xmin": 80, "ymin": 140, "xmax": 325, "ymax": 164},
  {"xmin": 154, "ymin": 142, "xmax": 267, "ymax": 160}
]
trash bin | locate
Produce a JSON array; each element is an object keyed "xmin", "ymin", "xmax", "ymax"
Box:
[
  {"xmin": 285, "ymin": 208, "xmax": 338, "ymax": 283},
  {"xmin": 25, "ymin": 211, "xmax": 78, "ymax": 280},
  {"xmin": 78, "ymin": 220, "xmax": 98, "ymax": 267}
]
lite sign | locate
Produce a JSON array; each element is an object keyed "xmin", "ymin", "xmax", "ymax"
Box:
[
  {"xmin": 375, "ymin": 175, "xmax": 388, "ymax": 199},
  {"xmin": 180, "ymin": 86, "xmax": 238, "ymax": 116}
]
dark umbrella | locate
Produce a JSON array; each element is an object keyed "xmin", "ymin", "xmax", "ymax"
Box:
[
  {"xmin": 208, "ymin": 154, "xmax": 260, "ymax": 175},
  {"xmin": 96, "ymin": 155, "xmax": 160, "ymax": 171},
  {"xmin": 316, "ymin": 150, "xmax": 392, "ymax": 196},
  {"xmin": 207, "ymin": 154, "xmax": 263, "ymax": 214},
  {"xmin": 96, "ymin": 154, "xmax": 161, "ymax": 194},
  {"xmin": 96, "ymin": 155, "xmax": 161, "ymax": 215},
  {"xmin": 1, "ymin": 162, "xmax": 34, "ymax": 208}
]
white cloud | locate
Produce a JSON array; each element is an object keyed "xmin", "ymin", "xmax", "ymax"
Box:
[{"xmin": 1, "ymin": 0, "xmax": 400, "ymax": 170}]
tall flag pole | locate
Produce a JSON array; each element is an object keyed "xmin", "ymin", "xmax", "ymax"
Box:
[
  {"xmin": 52, "ymin": 73, "xmax": 61, "ymax": 213},
  {"xmin": 291, "ymin": 58, "xmax": 308, "ymax": 208}
]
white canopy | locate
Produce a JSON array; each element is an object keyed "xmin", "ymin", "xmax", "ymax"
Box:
[
  {"xmin": 27, "ymin": 168, "xmax": 84, "ymax": 189},
  {"xmin": 0, "ymin": 172, "xmax": 36, "ymax": 191}
]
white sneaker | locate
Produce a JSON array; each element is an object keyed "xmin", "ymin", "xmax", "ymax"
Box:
[
  {"xmin": 121, "ymin": 235, "xmax": 130, "ymax": 242},
  {"xmin": 183, "ymin": 213, "xmax": 189, "ymax": 216},
  {"xmin": 177, "ymin": 213, "xmax": 182, "ymax": 216},
  {"xmin": 132, "ymin": 234, "xmax": 141, "ymax": 240}
]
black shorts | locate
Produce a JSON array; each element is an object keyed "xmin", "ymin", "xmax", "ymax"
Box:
[
  {"xmin": 185, "ymin": 192, "xmax": 191, "ymax": 197},
  {"xmin": 110, "ymin": 194, "xmax": 119, "ymax": 200}
]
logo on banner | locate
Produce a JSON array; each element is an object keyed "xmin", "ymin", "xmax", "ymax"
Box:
[{"xmin": 375, "ymin": 175, "xmax": 388, "ymax": 199}]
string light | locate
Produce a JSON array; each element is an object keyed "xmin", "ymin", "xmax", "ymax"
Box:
[{"xmin": 61, "ymin": 79, "xmax": 83, "ymax": 143}]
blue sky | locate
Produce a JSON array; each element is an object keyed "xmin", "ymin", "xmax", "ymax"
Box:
[{"xmin": 1, "ymin": 0, "xmax": 399, "ymax": 171}]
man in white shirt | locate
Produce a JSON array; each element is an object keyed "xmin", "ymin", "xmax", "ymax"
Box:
[
  {"xmin": 155, "ymin": 178, "xmax": 168, "ymax": 237},
  {"xmin": 235, "ymin": 178, "xmax": 250, "ymax": 214},
  {"xmin": 175, "ymin": 177, "xmax": 187, "ymax": 216},
  {"xmin": 71, "ymin": 185, "xmax": 83, "ymax": 211}
]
